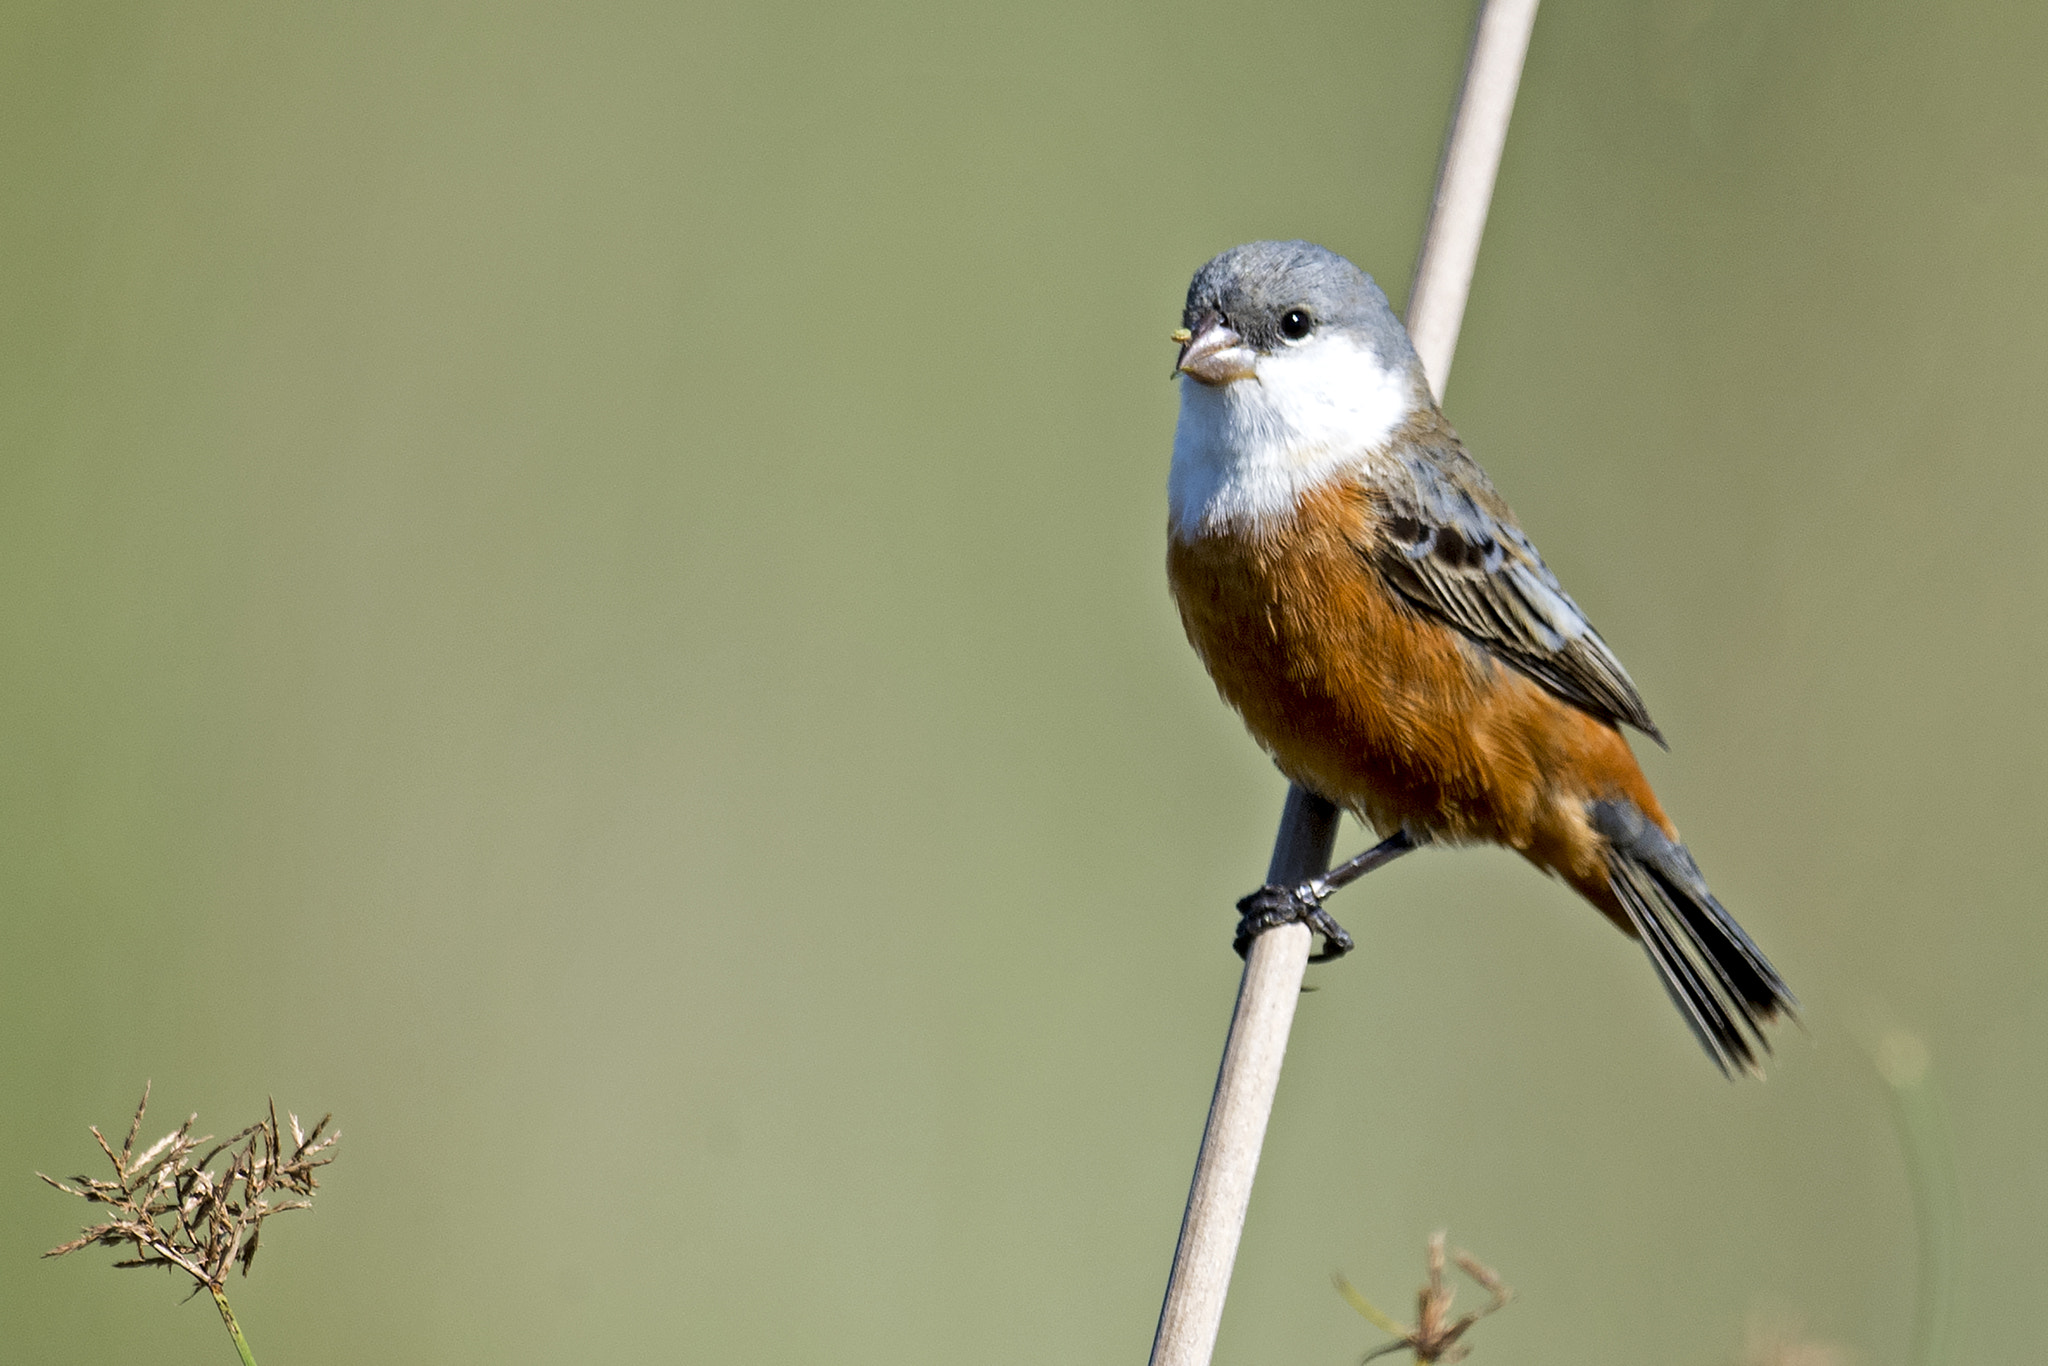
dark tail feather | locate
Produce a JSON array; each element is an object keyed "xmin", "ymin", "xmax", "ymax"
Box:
[{"xmin": 1589, "ymin": 801, "xmax": 1796, "ymax": 1077}]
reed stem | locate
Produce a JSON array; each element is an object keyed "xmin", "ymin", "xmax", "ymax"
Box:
[{"xmin": 1145, "ymin": 5, "xmax": 1541, "ymax": 1363}]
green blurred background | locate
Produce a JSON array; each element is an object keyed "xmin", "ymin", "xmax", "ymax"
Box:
[{"xmin": 5, "ymin": 1, "xmax": 2044, "ymax": 1361}]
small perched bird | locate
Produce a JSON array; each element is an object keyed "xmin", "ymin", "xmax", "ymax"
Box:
[{"xmin": 1165, "ymin": 240, "xmax": 1793, "ymax": 1073}]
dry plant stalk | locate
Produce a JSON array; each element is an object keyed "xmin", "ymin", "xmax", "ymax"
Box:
[
  {"xmin": 39, "ymin": 1083, "xmax": 339, "ymax": 1366},
  {"xmin": 1335, "ymin": 1231, "xmax": 1512, "ymax": 1364}
]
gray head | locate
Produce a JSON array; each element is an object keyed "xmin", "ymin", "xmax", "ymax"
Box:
[
  {"xmin": 1175, "ymin": 240, "xmax": 1418, "ymax": 385},
  {"xmin": 1168, "ymin": 241, "xmax": 1430, "ymax": 535}
]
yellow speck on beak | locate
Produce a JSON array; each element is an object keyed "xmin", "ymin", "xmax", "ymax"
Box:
[{"xmin": 1170, "ymin": 328, "xmax": 1193, "ymax": 344}]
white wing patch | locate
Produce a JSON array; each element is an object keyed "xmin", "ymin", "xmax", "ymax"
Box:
[{"xmin": 1168, "ymin": 332, "xmax": 1417, "ymax": 539}]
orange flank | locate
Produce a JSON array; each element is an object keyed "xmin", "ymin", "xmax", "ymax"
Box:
[{"xmin": 1169, "ymin": 468, "xmax": 1671, "ymax": 938}]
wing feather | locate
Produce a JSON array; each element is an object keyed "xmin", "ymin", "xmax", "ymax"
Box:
[{"xmin": 1360, "ymin": 434, "xmax": 1663, "ymax": 743}]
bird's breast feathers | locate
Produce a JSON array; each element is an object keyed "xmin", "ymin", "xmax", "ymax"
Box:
[
  {"xmin": 1163, "ymin": 342, "xmax": 1661, "ymax": 842},
  {"xmin": 1168, "ymin": 330, "xmax": 1420, "ymax": 539}
]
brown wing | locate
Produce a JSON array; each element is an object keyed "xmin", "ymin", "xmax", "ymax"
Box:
[{"xmin": 1358, "ymin": 432, "xmax": 1663, "ymax": 744}]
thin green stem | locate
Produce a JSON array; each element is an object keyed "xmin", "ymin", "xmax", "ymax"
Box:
[
  {"xmin": 210, "ymin": 1287, "xmax": 260, "ymax": 1366},
  {"xmin": 1877, "ymin": 1032, "xmax": 1958, "ymax": 1366}
]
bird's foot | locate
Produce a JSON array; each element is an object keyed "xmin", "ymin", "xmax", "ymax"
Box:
[{"xmin": 1233, "ymin": 879, "xmax": 1354, "ymax": 963}]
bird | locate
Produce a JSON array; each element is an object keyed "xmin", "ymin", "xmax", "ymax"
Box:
[{"xmin": 1164, "ymin": 239, "xmax": 1793, "ymax": 1074}]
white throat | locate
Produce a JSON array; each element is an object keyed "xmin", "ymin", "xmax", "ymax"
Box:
[{"xmin": 1168, "ymin": 331, "xmax": 1417, "ymax": 539}]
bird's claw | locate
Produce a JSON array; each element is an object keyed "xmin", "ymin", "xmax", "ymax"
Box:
[{"xmin": 1233, "ymin": 880, "xmax": 1354, "ymax": 962}]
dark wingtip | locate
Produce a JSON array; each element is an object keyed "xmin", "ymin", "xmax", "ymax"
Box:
[{"xmin": 1626, "ymin": 701, "xmax": 1668, "ymax": 750}]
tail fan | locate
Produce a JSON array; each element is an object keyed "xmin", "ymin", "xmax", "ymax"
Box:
[{"xmin": 1588, "ymin": 801, "xmax": 1796, "ymax": 1076}]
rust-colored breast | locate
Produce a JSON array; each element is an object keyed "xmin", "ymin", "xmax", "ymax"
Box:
[{"xmin": 1167, "ymin": 479, "xmax": 1665, "ymax": 897}]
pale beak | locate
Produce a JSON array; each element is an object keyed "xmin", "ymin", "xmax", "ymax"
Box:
[{"xmin": 1173, "ymin": 317, "xmax": 1258, "ymax": 386}]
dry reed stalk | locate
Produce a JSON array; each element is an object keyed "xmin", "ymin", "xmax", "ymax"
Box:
[{"xmin": 1146, "ymin": 5, "xmax": 1541, "ymax": 1364}]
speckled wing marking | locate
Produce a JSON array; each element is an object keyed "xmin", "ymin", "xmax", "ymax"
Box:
[{"xmin": 1358, "ymin": 436, "xmax": 1664, "ymax": 744}]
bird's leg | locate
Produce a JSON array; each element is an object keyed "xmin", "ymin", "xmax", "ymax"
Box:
[{"xmin": 1234, "ymin": 830, "xmax": 1418, "ymax": 963}]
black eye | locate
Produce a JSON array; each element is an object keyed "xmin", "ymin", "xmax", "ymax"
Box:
[{"xmin": 1279, "ymin": 308, "xmax": 1313, "ymax": 341}]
